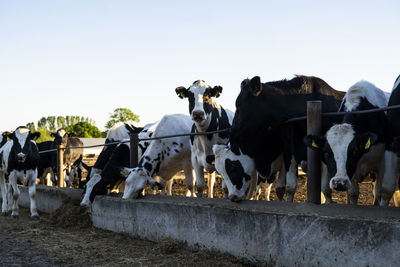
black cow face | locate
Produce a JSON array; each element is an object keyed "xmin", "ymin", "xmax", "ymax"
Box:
[
  {"xmin": 51, "ymin": 128, "xmax": 68, "ymax": 146},
  {"xmin": 304, "ymin": 123, "xmax": 377, "ymax": 191},
  {"xmin": 213, "ymin": 143, "xmax": 255, "ymax": 201},
  {"xmin": 7, "ymin": 127, "xmax": 40, "ymax": 170},
  {"xmin": 175, "ymin": 80, "xmax": 223, "ymax": 129},
  {"xmin": 230, "ymin": 76, "xmax": 267, "ymax": 143}
]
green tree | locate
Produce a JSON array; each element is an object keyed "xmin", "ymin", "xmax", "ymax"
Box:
[
  {"xmin": 66, "ymin": 122, "xmax": 102, "ymax": 138},
  {"xmin": 105, "ymin": 108, "xmax": 140, "ymax": 130},
  {"xmin": 35, "ymin": 126, "xmax": 53, "ymax": 143}
]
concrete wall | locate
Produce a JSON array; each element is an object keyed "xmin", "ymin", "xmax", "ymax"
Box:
[{"xmin": 12, "ymin": 185, "xmax": 400, "ymax": 266}]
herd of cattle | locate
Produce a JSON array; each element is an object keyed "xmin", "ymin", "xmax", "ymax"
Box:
[{"xmin": 1, "ymin": 74, "xmax": 400, "ymax": 218}]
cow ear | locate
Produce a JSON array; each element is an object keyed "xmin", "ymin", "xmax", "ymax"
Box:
[
  {"xmin": 175, "ymin": 86, "xmax": 188, "ymax": 99},
  {"xmin": 2, "ymin": 131, "xmax": 11, "ymax": 137},
  {"xmin": 209, "ymin": 86, "xmax": 223, "ymax": 98},
  {"xmin": 360, "ymin": 132, "xmax": 377, "ymax": 150},
  {"xmin": 303, "ymin": 135, "xmax": 325, "ymax": 151},
  {"xmin": 148, "ymin": 179, "xmax": 163, "ymax": 191},
  {"xmin": 250, "ymin": 76, "xmax": 262, "ymax": 96},
  {"xmin": 6, "ymin": 132, "xmax": 15, "ymax": 140},
  {"xmin": 30, "ymin": 132, "xmax": 41, "ymax": 140},
  {"xmin": 50, "ymin": 132, "xmax": 56, "ymax": 137},
  {"xmin": 125, "ymin": 124, "xmax": 143, "ymax": 134}
]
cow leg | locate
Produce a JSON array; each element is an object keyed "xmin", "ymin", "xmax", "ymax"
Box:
[
  {"xmin": 207, "ymin": 172, "xmax": 216, "ymax": 198},
  {"xmin": 0, "ymin": 172, "xmax": 7, "ymax": 215},
  {"xmin": 255, "ymin": 184, "xmax": 262, "ymax": 200},
  {"xmin": 321, "ymin": 162, "xmax": 332, "ymax": 204},
  {"xmin": 380, "ymin": 151, "xmax": 398, "ymax": 206},
  {"xmin": 348, "ymin": 180, "xmax": 359, "ymax": 205},
  {"xmin": 162, "ymin": 178, "xmax": 173, "ymax": 196},
  {"xmin": 8, "ymin": 172, "xmax": 20, "ymax": 218},
  {"xmin": 27, "ymin": 170, "xmax": 39, "ymax": 218},
  {"xmin": 183, "ymin": 166, "xmax": 196, "ymax": 197},
  {"xmin": 265, "ymin": 182, "xmax": 273, "ymax": 201},
  {"xmin": 221, "ymin": 179, "xmax": 228, "ymax": 198},
  {"xmin": 285, "ymin": 157, "xmax": 297, "ymax": 202},
  {"xmin": 192, "ymin": 158, "xmax": 205, "ymax": 197},
  {"xmin": 80, "ymin": 169, "xmax": 102, "ymax": 206},
  {"xmin": 276, "ymin": 167, "xmax": 286, "ymax": 201}
]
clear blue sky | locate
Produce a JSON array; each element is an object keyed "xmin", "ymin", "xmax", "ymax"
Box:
[{"xmin": 1, "ymin": 0, "xmax": 399, "ymax": 132}]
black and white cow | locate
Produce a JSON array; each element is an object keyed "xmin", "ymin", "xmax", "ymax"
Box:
[
  {"xmin": 175, "ymin": 80, "xmax": 234, "ymax": 197},
  {"xmin": 80, "ymin": 122, "xmax": 154, "ymax": 206},
  {"xmin": 304, "ymin": 80, "xmax": 390, "ymax": 205},
  {"xmin": 214, "ymin": 75, "xmax": 345, "ymax": 202},
  {"xmin": 379, "ymin": 75, "xmax": 400, "ymax": 206},
  {"xmin": 0, "ymin": 127, "xmax": 40, "ymax": 217},
  {"xmin": 0, "ymin": 132, "xmax": 10, "ymax": 214},
  {"xmin": 122, "ymin": 114, "xmax": 194, "ymax": 199}
]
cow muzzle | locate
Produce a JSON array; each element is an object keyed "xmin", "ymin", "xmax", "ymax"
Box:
[
  {"xmin": 191, "ymin": 110, "xmax": 205, "ymax": 123},
  {"xmin": 228, "ymin": 189, "xmax": 245, "ymax": 202},
  {"xmin": 330, "ymin": 177, "xmax": 351, "ymax": 191},
  {"xmin": 17, "ymin": 153, "xmax": 26, "ymax": 163}
]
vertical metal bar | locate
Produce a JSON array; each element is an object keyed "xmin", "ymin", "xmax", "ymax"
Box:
[
  {"xmin": 57, "ymin": 144, "xmax": 65, "ymax": 187},
  {"xmin": 129, "ymin": 132, "xmax": 139, "ymax": 168},
  {"xmin": 307, "ymin": 101, "xmax": 322, "ymax": 204}
]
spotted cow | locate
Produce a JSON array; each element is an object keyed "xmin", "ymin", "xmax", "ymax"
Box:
[
  {"xmin": 0, "ymin": 127, "xmax": 40, "ymax": 217},
  {"xmin": 122, "ymin": 114, "xmax": 194, "ymax": 199},
  {"xmin": 305, "ymin": 80, "xmax": 390, "ymax": 205},
  {"xmin": 175, "ymin": 80, "xmax": 234, "ymax": 197}
]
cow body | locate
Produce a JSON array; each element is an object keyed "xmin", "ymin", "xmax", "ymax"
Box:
[
  {"xmin": 175, "ymin": 80, "xmax": 234, "ymax": 197},
  {"xmin": 36, "ymin": 141, "xmax": 55, "ymax": 185},
  {"xmin": 381, "ymin": 75, "xmax": 400, "ymax": 206},
  {"xmin": 305, "ymin": 80, "xmax": 389, "ymax": 205},
  {"xmin": 215, "ymin": 75, "xmax": 345, "ymax": 202},
  {"xmin": 80, "ymin": 122, "xmax": 154, "ymax": 206},
  {"xmin": 0, "ymin": 127, "xmax": 40, "ymax": 217},
  {"xmin": 123, "ymin": 114, "xmax": 194, "ymax": 199}
]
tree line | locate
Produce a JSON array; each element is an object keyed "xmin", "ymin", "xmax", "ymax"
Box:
[{"xmin": 25, "ymin": 108, "xmax": 140, "ymax": 142}]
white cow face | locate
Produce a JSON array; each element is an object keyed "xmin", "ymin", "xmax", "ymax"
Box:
[
  {"xmin": 304, "ymin": 123, "xmax": 377, "ymax": 191},
  {"xmin": 7, "ymin": 127, "xmax": 40, "ymax": 164},
  {"xmin": 213, "ymin": 144, "xmax": 255, "ymax": 202},
  {"xmin": 122, "ymin": 168, "xmax": 162, "ymax": 199},
  {"xmin": 175, "ymin": 80, "xmax": 223, "ymax": 130}
]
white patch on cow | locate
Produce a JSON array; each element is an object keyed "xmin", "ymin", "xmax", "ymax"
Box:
[
  {"xmin": 393, "ymin": 75, "xmax": 400, "ymax": 92},
  {"xmin": 344, "ymin": 81, "xmax": 387, "ymax": 111},
  {"xmin": 14, "ymin": 128, "xmax": 30, "ymax": 149},
  {"xmin": 80, "ymin": 168, "xmax": 102, "ymax": 206},
  {"xmin": 58, "ymin": 129, "xmax": 66, "ymax": 137},
  {"xmin": 213, "ymin": 144, "xmax": 255, "ymax": 200},
  {"xmin": 326, "ymin": 123, "xmax": 355, "ymax": 189}
]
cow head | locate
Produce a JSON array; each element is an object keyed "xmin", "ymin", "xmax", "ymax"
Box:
[
  {"xmin": 0, "ymin": 132, "xmax": 10, "ymax": 148},
  {"xmin": 230, "ymin": 76, "xmax": 268, "ymax": 143},
  {"xmin": 7, "ymin": 126, "xmax": 40, "ymax": 164},
  {"xmin": 175, "ymin": 80, "xmax": 223, "ymax": 130},
  {"xmin": 51, "ymin": 128, "xmax": 68, "ymax": 146},
  {"xmin": 304, "ymin": 123, "xmax": 377, "ymax": 191},
  {"xmin": 122, "ymin": 167, "xmax": 163, "ymax": 199},
  {"xmin": 213, "ymin": 143, "xmax": 255, "ymax": 202}
]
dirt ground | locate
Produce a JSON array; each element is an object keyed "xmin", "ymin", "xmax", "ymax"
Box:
[
  {"xmin": 0, "ymin": 169, "xmax": 390, "ymax": 266},
  {"xmin": 0, "ymin": 203, "xmax": 262, "ymax": 267}
]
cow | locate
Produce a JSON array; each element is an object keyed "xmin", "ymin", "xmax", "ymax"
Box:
[
  {"xmin": 36, "ymin": 141, "xmax": 55, "ymax": 185},
  {"xmin": 304, "ymin": 80, "xmax": 390, "ymax": 205},
  {"xmin": 80, "ymin": 122, "xmax": 155, "ymax": 206},
  {"xmin": 380, "ymin": 75, "xmax": 400, "ymax": 206},
  {"xmin": 214, "ymin": 75, "xmax": 345, "ymax": 202},
  {"xmin": 122, "ymin": 114, "xmax": 194, "ymax": 199},
  {"xmin": 0, "ymin": 127, "xmax": 40, "ymax": 217},
  {"xmin": 0, "ymin": 132, "xmax": 10, "ymax": 214},
  {"xmin": 50, "ymin": 129, "xmax": 84, "ymax": 186},
  {"xmin": 175, "ymin": 80, "xmax": 234, "ymax": 197}
]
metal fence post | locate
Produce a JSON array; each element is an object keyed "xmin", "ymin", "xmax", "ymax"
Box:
[
  {"xmin": 130, "ymin": 132, "xmax": 139, "ymax": 168},
  {"xmin": 307, "ymin": 101, "xmax": 322, "ymax": 204},
  {"xmin": 57, "ymin": 144, "xmax": 65, "ymax": 187}
]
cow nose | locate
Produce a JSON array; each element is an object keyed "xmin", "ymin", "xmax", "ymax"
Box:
[
  {"xmin": 192, "ymin": 110, "xmax": 205, "ymax": 122},
  {"xmin": 332, "ymin": 178, "xmax": 349, "ymax": 191},
  {"xmin": 228, "ymin": 194, "xmax": 243, "ymax": 202}
]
